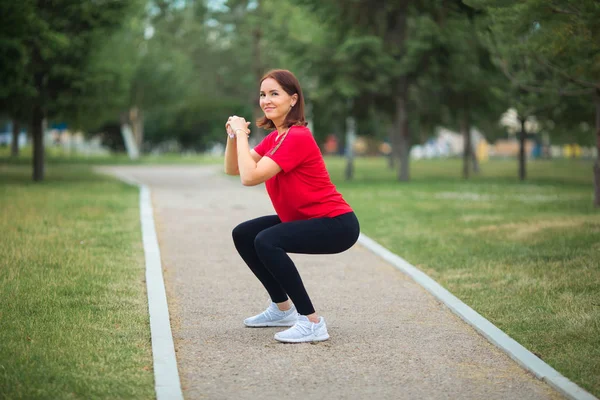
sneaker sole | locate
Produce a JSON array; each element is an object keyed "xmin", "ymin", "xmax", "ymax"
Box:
[
  {"xmin": 244, "ymin": 321, "xmax": 297, "ymax": 327},
  {"xmin": 274, "ymin": 333, "xmax": 330, "ymax": 343}
]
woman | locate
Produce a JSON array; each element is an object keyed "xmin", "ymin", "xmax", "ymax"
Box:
[{"xmin": 225, "ymin": 69, "xmax": 360, "ymax": 343}]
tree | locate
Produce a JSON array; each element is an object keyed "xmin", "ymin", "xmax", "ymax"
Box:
[
  {"xmin": 466, "ymin": 0, "xmax": 600, "ymax": 204},
  {"xmin": 294, "ymin": 0, "xmax": 430, "ymax": 181},
  {"xmin": 67, "ymin": 0, "xmax": 231, "ymax": 153},
  {"xmin": 296, "ymin": 0, "xmax": 507, "ymax": 182},
  {"xmin": 211, "ymin": 0, "xmax": 279, "ymax": 141},
  {"xmin": 413, "ymin": 0, "xmax": 507, "ymax": 179},
  {"xmin": 0, "ymin": 2, "xmax": 35, "ymax": 157},
  {"xmin": 73, "ymin": 0, "xmax": 198, "ymax": 154},
  {"xmin": 540, "ymin": 95, "xmax": 596, "ymax": 147},
  {"xmin": 0, "ymin": 0, "xmax": 135, "ymax": 181}
]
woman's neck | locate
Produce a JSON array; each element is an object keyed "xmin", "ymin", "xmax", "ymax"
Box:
[{"xmin": 276, "ymin": 123, "xmax": 287, "ymax": 135}]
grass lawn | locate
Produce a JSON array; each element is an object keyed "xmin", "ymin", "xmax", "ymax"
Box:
[
  {"xmin": 0, "ymin": 145, "xmax": 222, "ymax": 166},
  {"xmin": 0, "ymin": 163, "xmax": 154, "ymax": 399},
  {"xmin": 326, "ymin": 156, "xmax": 600, "ymax": 396}
]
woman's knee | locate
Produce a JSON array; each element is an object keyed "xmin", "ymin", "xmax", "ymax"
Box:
[
  {"xmin": 253, "ymin": 231, "xmax": 267, "ymax": 251},
  {"xmin": 254, "ymin": 230, "xmax": 278, "ymax": 255},
  {"xmin": 232, "ymin": 220, "xmax": 252, "ymax": 245}
]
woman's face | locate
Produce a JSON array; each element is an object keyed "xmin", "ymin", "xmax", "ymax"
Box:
[{"xmin": 259, "ymin": 78, "xmax": 296, "ymax": 126}]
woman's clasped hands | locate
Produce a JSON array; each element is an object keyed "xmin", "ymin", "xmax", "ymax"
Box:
[{"xmin": 225, "ymin": 115, "xmax": 251, "ymax": 139}]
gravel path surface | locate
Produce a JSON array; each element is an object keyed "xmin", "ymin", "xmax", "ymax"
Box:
[{"xmin": 100, "ymin": 165, "xmax": 562, "ymax": 400}]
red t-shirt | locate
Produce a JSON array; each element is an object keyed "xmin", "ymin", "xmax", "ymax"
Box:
[{"xmin": 253, "ymin": 125, "xmax": 353, "ymax": 222}]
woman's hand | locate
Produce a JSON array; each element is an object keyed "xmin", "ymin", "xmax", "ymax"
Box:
[{"xmin": 226, "ymin": 116, "xmax": 251, "ymax": 137}]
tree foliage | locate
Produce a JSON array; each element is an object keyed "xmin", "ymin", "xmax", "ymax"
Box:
[
  {"xmin": 0, "ymin": 0, "xmax": 136, "ymax": 180},
  {"xmin": 466, "ymin": 0, "xmax": 600, "ymax": 200},
  {"xmin": 2, "ymin": 0, "xmax": 598, "ymax": 194}
]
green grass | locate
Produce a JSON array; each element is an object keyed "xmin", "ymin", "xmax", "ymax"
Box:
[
  {"xmin": 0, "ymin": 145, "xmax": 222, "ymax": 166},
  {"xmin": 0, "ymin": 164, "xmax": 155, "ymax": 399},
  {"xmin": 326, "ymin": 157, "xmax": 600, "ymax": 396}
]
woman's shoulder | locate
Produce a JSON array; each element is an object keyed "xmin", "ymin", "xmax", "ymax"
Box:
[
  {"xmin": 287, "ymin": 125, "xmax": 320, "ymax": 153},
  {"xmin": 289, "ymin": 124, "xmax": 313, "ymax": 137}
]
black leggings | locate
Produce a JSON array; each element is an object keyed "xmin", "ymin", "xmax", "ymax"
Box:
[{"xmin": 232, "ymin": 212, "xmax": 360, "ymax": 315}]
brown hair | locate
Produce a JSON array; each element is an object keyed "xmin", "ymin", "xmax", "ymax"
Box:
[{"xmin": 256, "ymin": 69, "xmax": 307, "ymax": 130}]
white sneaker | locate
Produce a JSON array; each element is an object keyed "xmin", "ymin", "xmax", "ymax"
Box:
[
  {"xmin": 274, "ymin": 315, "xmax": 330, "ymax": 343},
  {"xmin": 244, "ymin": 302, "xmax": 298, "ymax": 327}
]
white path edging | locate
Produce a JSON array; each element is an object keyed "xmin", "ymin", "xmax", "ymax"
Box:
[
  {"xmin": 358, "ymin": 233, "xmax": 597, "ymax": 400},
  {"xmin": 140, "ymin": 185, "xmax": 184, "ymax": 400},
  {"xmin": 115, "ymin": 173, "xmax": 183, "ymax": 400}
]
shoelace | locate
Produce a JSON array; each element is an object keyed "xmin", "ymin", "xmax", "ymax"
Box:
[{"xmin": 290, "ymin": 319, "xmax": 316, "ymax": 336}]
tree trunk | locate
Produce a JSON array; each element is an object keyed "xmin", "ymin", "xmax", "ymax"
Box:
[
  {"xmin": 461, "ymin": 101, "xmax": 471, "ymax": 179},
  {"xmin": 398, "ymin": 126, "xmax": 410, "ymax": 181},
  {"xmin": 394, "ymin": 78, "xmax": 410, "ymax": 181},
  {"xmin": 251, "ymin": 9, "xmax": 266, "ymax": 141},
  {"xmin": 31, "ymin": 103, "xmax": 44, "ymax": 181},
  {"xmin": 135, "ymin": 109, "xmax": 143, "ymax": 151},
  {"xmin": 387, "ymin": 125, "xmax": 395, "ymax": 169},
  {"xmin": 519, "ymin": 117, "xmax": 527, "ymax": 181},
  {"xmin": 130, "ymin": 107, "xmax": 144, "ymax": 152},
  {"xmin": 120, "ymin": 111, "xmax": 139, "ymax": 160},
  {"xmin": 137, "ymin": 111, "xmax": 144, "ymax": 151},
  {"xmin": 130, "ymin": 81, "xmax": 145, "ymax": 152},
  {"xmin": 390, "ymin": 7, "xmax": 410, "ymax": 181},
  {"xmin": 594, "ymin": 88, "xmax": 600, "ymax": 207},
  {"xmin": 345, "ymin": 114, "xmax": 356, "ymax": 181},
  {"xmin": 11, "ymin": 120, "xmax": 20, "ymax": 157},
  {"xmin": 345, "ymin": 157, "xmax": 354, "ymax": 181}
]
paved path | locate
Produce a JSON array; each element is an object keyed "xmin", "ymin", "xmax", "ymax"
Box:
[{"xmin": 101, "ymin": 165, "xmax": 562, "ymax": 400}]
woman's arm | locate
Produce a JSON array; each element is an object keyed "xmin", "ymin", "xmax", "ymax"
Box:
[
  {"xmin": 225, "ymin": 136, "xmax": 262, "ymax": 176},
  {"xmin": 235, "ymin": 130, "xmax": 281, "ymax": 186},
  {"xmin": 224, "ymin": 136, "xmax": 239, "ymax": 175},
  {"xmin": 224, "ymin": 117, "xmax": 261, "ymax": 175}
]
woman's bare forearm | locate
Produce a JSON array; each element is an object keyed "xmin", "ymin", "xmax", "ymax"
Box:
[
  {"xmin": 224, "ymin": 137, "xmax": 239, "ymax": 175},
  {"xmin": 236, "ymin": 133, "xmax": 257, "ymax": 185}
]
